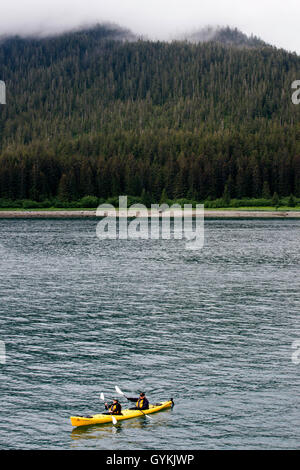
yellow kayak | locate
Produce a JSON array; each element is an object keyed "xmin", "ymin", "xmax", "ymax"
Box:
[{"xmin": 70, "ymin": 400, "xmax": 173, "ymax": 427}]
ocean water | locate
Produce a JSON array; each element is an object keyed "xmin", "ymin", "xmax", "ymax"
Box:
[{"xmin": 0, "ymin": 218, "xmax": 299, "ymax": 449}]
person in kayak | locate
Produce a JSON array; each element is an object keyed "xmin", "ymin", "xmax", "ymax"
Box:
[
  {"xmin": 104, "ymin": 399, "xmax": 122, "ymax": 415},
  {"xmin": 128, "ymin": 392, "xmax": 149, "ymax": 410}
]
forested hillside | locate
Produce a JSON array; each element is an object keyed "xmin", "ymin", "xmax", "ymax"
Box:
[{"xmin": 0, "ymin": 24, "xmax": 299, "ymax": 206}]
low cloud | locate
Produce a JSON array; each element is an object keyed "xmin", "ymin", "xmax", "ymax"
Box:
[{"xmin": 0, "ymin": 0, "xmax": 299, "ymax": 52}]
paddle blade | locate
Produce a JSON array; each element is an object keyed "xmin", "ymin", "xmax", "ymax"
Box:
[
  {"xmin": 100, "ymin": 392, "xmax": 105, "ymax": 401},
  {"xmin": 115, "ymin": 385, "xmax": 124, "ymax": 396},
  {"xmin": 112, "ymin": 415, "xmax": 117, "ymax": 425}
]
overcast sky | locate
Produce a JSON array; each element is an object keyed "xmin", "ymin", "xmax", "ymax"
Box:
[{"xmin": 1, "ymin": 0, "xmax": 300, "ymax": 53}]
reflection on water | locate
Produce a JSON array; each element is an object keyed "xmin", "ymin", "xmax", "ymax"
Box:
[
  {"xmin": 70, "ymin": 408, "xmax": 173, "ymax": 444},
  {"xmin": 71, "ymin": 418, "xmax": 148, "ymax": 441}
]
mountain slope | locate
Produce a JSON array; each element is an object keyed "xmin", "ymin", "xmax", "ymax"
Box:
[{"xmin": 0, "ymin": 25, "xmax": 299, "ymax": 203}]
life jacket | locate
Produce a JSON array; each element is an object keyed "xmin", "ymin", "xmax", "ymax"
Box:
[
  {"xmin": 136, "ymin": 397, "xmax": 148, "ymax": 409},
  {"xmin": 136, "ymin": 398, "xmax": 144, "ymax": 409},
  {"xmin": 109, "ymin": 403, "xmax": 121, "ymax": 414}
]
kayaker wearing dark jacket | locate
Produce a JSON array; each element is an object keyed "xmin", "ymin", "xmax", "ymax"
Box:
[
  {"xmin": 105, "ymin": 399, "xmax": 122, "ymax": 415},
  {"xmin": 128, "ymin": 392, "xmax": 149, "ymax": 410}
]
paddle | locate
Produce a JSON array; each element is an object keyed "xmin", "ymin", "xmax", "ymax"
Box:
[
  {"xmin": 115, "ymin": 385, "xmax": 153, "ymax": 420},
  {"xmin": 100, "ymin": 392, "xmax": 117, "ymax": 425}
]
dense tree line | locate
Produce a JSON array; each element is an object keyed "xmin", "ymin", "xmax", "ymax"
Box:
[{"xmin": 0, "ymin": 25, "xmax": 299, "ymax": 203}]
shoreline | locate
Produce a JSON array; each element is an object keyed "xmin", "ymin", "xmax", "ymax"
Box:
[{"xmin": 1, "ymin": 209, "xmax": 300, "ymax": 218}]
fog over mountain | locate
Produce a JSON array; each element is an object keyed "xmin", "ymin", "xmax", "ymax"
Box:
[
  {"xmin": 0, "ymin": 0, "xmax": 299, "ymax": 52},
  {"xmin": 0, "ymin": 23, "xmax": 269, "ymax": 50},
  {"xmin": 182, "ymin": 26, "xmax": 267, "ymax": 48}
]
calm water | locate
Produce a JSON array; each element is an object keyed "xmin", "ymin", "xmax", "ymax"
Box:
[{"xmin": 0, "ymin": 218, "xmax": 299, "ymax": 449}]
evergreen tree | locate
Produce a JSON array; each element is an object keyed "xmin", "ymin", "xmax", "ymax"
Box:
[
  {"xmin": 160, "ymin": 188, "xmax": 168, "ymax": 204},
  {"xmin": 272, "ymin": 192, "xmax": 280, "ymax": 209},
  {"xmin": 222, "ymin": 184, "xmax": 231, "ymax": 206},
  {"xmin": 288, "ymin": 194, "xmax": 296, "ymax": 207},
  {"xmin": 262, "ymin": 181, "xmax": 271, "ymax": 199}
]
